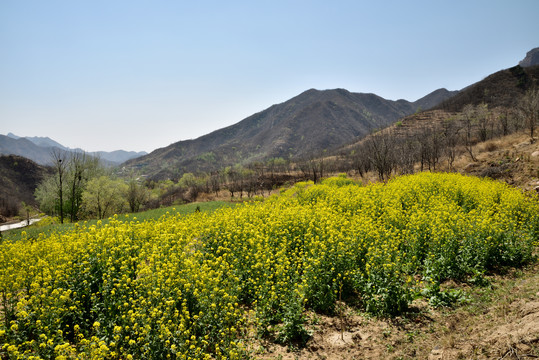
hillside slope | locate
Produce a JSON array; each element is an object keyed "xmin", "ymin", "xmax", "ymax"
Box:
[
  {"xmin": 0, "ymin": 155, "xmax": 52, "ymax": 218},
  {"xmin": 436, "ymin": 65, "xmax": 539, "ymax": 112},
  {"xmin": 125, "ymin": 88, "xmax": 456, "ymax": 180}
]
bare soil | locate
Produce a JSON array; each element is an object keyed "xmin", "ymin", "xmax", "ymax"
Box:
[{"xmin": 248, "ymin": 264, "xmax": 539, "ymax": 359}]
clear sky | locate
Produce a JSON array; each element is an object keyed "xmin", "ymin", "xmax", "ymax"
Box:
[{"xmin": 1, "ymin": 0, "xmax": 538, "ymax": 153}]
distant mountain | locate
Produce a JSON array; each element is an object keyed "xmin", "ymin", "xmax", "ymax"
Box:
[
  {"xmin": 435, "ymin": 64, "xmax": 539, "ymax": 112},
  {"xmin": 0, "ymin": 133, "xmax": 147, "ymax": 165},
  {"xmin": 92, "ymin": 150, "xmax": 148, "ymax": 164},
  {"xmin": 124, "ymin": 87, "xmax": 456, "ymax": 179},
  {"xmin": 0, "ymin": 154, "xmax": 52, "ymax": 218},
  {"xmin": 519, "ymin": 47, "xmax": 539, "ymax": 67},
  {"xmin": 0, "ymin": 135, "xmax": 56, "ymax": 165},
  {"xmin": 7, "ymin": 133, "xmax": 68, "ymax": 150},
  {"xmin": 413, "ymin": 88, "xmax": 459, "ymax": 111}
]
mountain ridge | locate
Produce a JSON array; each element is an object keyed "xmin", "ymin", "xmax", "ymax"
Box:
[
  {"xmin": 124, "ymin": 87, "xmax": 457, "ymax": 179},
  {"xmin": 435, "ymin": 64, "xmax": 539, "ymax": 112}
]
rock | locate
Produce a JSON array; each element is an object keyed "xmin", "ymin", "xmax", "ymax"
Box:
[
  {"xmin": 428, "ymin": 346, "xmax": 444, "ymax": 360},
  {"xmin": 531, "ymin": 150, "xmax": 539, "ymax": 157},
  {"xmin": 516, "ymin": 343, "xmax": 532, "ymax": 353},
  {"xmin": 464, "ymin": 163, "xmax": 479, "ymax": 171}
]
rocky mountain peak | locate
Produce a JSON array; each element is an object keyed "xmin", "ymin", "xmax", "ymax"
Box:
[{"xmin": 519, "ymin": 47, "xmax": 539, "ymax": 67}]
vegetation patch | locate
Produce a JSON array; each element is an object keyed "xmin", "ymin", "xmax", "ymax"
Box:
[{"xmin": 1, "ymin": 173, "xmax": 538, "ymax": 359}]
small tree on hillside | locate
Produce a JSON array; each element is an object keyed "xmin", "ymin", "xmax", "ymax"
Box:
[
  {"xmin": 476, "ymin": 103, "xmax": 490, "ymax": 142},
  {"xmin": 67, "ymin": 151, "xmax": 101, "ymax": 222},
  {"xmin": 519, "ymin": 87, "xmax": 539, "ymax": 141},
  {"xmin": 351, "ymin": 143, "xmax": 372, "ymax": 178},
  {"xmin": 82, "ymin": 176, "xmax": 128, "ymax": 219},
  {"xmin": 441, "ymin": 117, "xmax": 461, "ymax": 170},
  {"xmin": 126, "ymin": 179, "xmax": 149, "ymax": 213},
  {"xmin": 497, "ymin": 109, "xmax": 510, "ymax": 136},
  {"xmin": 461, "ymin": 104, "xmax": 478, "ymax": 161},
  {"xmin": 367, "ymin": 131, "xmax": 395, "ymax": 181},
  {"xmin": 51, "ymin": 149, "xmax": 68, "ymax": 223}
]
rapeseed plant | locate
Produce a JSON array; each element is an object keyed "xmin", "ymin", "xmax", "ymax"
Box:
[{"xmin": 1, "ymin": 173, "xmax": 537, "ymax": 358}]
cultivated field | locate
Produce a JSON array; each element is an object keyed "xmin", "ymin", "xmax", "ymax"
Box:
[{"xmin": 1, "ymin": 173, "xmax": 538, "ymax": 359}]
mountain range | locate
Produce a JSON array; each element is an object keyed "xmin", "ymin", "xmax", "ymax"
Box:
[
  {"xmin": 124, "ymin": 88, "xmax": 457, "ymax": 179},
  {"xmin": 2, "ymin": 48, "xmax": 538, "ymax": 185},
  {"xmin": 0, "ymin": 133, "xmax": 147, "ymax": 166},
  {"xmin": 124, "ymin": 47, "xmax": 539, "ymax": 180}
]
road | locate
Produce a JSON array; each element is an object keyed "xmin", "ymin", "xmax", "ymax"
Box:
[{"xmin": 0, "ymin": 217, "xmax": 42, "ymax": 232}]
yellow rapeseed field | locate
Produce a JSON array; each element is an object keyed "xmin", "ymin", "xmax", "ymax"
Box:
[{"xmin": 1, "ymin": 173, "xmax": 538, "ymax": 359}]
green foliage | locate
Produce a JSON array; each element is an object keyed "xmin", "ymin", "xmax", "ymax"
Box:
[
  {"xmin": 277, "ymin": 291, "xmax": 311, "ymax": 346},
  {"xmin": 197, "ymin": 152, "xmax": 216, "ymax": 163},
  {"xmin": 34, "ymin": 152, "xmax": 103, "ymax": 222},
  {"xmin": 35, "ymin": 175, "xmax": 65, "ymax": 215},
  {"xmin": 81, "ymin": 176, "xmax": 128, "ymax": 219},
  {"xmin": 320, "ymin": 174, "xmax": 359, "ymax": 187},
  {"xmin": 360, "ymin": 265, "xmax": 412, "ymax": 316},
  {"xmin": 421, "ymin": 280, "xmax": 469, "ymax": 308},
  {"xmin": 126, "ymin": 179, "xmax": 149, "ymax": 213}
]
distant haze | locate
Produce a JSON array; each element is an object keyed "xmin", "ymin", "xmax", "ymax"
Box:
[{"xmin": 1, "ymin": 1, "xmax": 538, "ymax": 152}]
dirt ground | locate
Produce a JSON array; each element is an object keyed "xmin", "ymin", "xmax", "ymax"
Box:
[{"xmin": 248, "ymin": 264, "xmax": 539, "ymax": 359}]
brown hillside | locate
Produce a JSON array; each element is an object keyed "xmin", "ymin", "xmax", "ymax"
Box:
[
  {"xmin": 436, "ymin": 65, "xmax": 539, "ymax": 112},
  {"xmin": 123, "ymin": 88, "xmax": 455, "ymax": 180},
  {"xmin": 0, "ymin": 155, "xmax": 52, "ymax": 219}
]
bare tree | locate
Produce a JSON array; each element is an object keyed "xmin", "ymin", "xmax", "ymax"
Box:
[
  {"xmin": 208, "ymin": 171, "xmax": 222, "ymax": 196},
  {"xmin": 225, "ymin": 166, "xmax": 244, "ymax": 198},
  {"xmin": 416, "ymin": 124, "xmax": 441, "ymax": 171},
  {"xmin": 497, "ymin": 109, "xmax": 510, "ymax": 136},
  {"xmin": 474, "ymin": 103, "xmax": 489, "ymax": 142},
  {"xmin": 518, "ymin": 87, "xmax": 539, "ymax": 141},
  {"xmin": 461, "ymin": 104, "xmax": 477, "ymax": 161},
  {"xmin": 51, "ymin": 149, "xmax": 68, "ymax": 224},
  {"xmin": 367, "ymin": 131, "xmax": 395, "ymax": 181},
  {"xmin": 441, "ymin": 117, "xmax": 461, "ymax": 170}
]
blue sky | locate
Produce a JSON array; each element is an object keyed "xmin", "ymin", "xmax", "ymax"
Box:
[{"xmin": 1, "ymin": 1, "xmax": 538, "ymax": 152}]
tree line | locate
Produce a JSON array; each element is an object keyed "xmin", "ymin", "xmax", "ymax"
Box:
[
  {"xmin": 35, "ymin": 150, "xmax": 150, "ymax": 222},
  {"xmin": 35, "ymin": 152, "xmax": 300, "ymax": 220}
]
